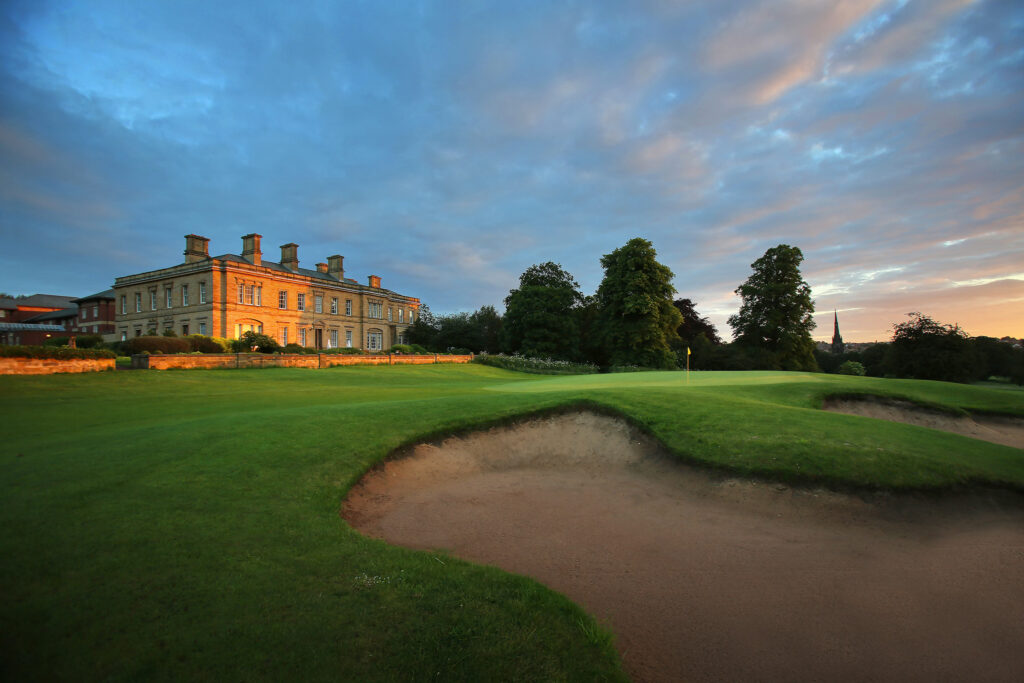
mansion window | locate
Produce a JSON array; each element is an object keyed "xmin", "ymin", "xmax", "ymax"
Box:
[
  {"xmin": 368, "ymin": 302, "xmax": 383, "ymax": 319},
  {"xmin": 367, "ymin": 330, "xmax": 383, "ymax": 351},
  {"xmin": 279, "ymin": 291, "xmax": 287, "ymax": 309},
  {"xmin": 134, "ymin": 293, "xmax": 141, "ymax": 312},
  {"xmin": 199, "ymin": 321, "xmax": 207, "ymax": 335},
  {"xmin": 121, "ymin": 331, "xmax": 127, "ymax": 341},
  {"xmin": 166, "ymin": 288, "xmax": 173, "ymax": 308},
  {"xmin": 345, "ymin": 330, "xmax": 352, "ymax": 347},
  {"xmin": 199, "ymin": 282, "xmax": 207, "ymax": 304},
  {"xmin": 398, "ymin": 308, "xmax": 404, "ymax": 323},
  {"xmin": 345, "ymin": 299, "xmax": 352, "ymax": 316},
  {"xmin": 121, "ymin": 295, "xmax": 126, "ymax": 314},
  {"xmin": 299, "ymin": 328, "xmax": 307, "ymax": 346},
  {"xmin": 297, "ymin": 293, "xmax": 306, "ymax": 311},
  {"xmin": 181, "ymin": 323, "xmax": 189, "ymax": 336},
  {"xmin": 329, "ymin": 329, "xmax": 338, "ymax": 348},
  {"xmin": 238, "ymin": 284, "xmax": 261, "ymax": 306},
  {"xmin": 330, "ymin": 298, "xmax": 338, "ymax": 314},
  {"xmin": 387, "ymin": 307, "xmax": 393, "ymax": 322},
  {"xmin": 182, "ymin": 285, "xmax": 189, "ymax": 306},
  {"xmin": 281, "ymin": 327, "xmax": 288, "ymax": 345},
  {"xmin": 150, "ymin": 291, "xmax": 157, "ymax": 310},
  {"xmin": 315, "ymin": 295, "xmax": 323, "ymax": 313}
]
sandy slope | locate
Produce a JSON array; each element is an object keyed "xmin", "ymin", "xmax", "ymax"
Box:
[{"xmin": 343, "ymin": 412, "xmax": 1024, "ymax": 683}]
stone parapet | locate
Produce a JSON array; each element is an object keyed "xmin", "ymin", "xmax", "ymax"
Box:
[
  {"xmin": 131, "ymin": 353, "xmax": 473, "ymax": 370},
  {"xmin": 0, "ymin": 357, "xmax": 115, "ymax": 375}
]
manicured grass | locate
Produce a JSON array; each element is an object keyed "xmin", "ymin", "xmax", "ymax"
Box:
[{"xmin": 1, "ymin": 366, "xmax": 1022, "ymax": 680}]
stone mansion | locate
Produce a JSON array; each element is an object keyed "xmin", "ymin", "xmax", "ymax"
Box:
[{"xmin": 113, "ymin": 234, "xmax": 419, "ymax": 351}]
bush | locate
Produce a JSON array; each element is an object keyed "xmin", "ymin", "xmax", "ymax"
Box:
[
  {"xmin": 283, "ymin": 343, "xmax": 309, "ymax": 354},
  {"xmin": 837, "ymin": 360, "xmax": 866, "ymax": 376},
  {"xmin": 123, "ymin": 336, "xmax": 191, "ymax": 355},
  {"xmin": 42, "ymin": 335, "xmax": 106, "ymax": 349},
  {"xmin": 390, "ymin": 344, "xmax": 413, "ymax": 354},
  {"xmin": 474, "ymin": 353, "xmax": 598, "ymax": 375},
  {"xmin": 231, "ymin": 331, "xmax": 281, "ymax": 354},
  {"xmin": 162, "ymin": 329, "xmax": 178, "ymax": 337},
  {"xmin": 185, "ymin": 335, "xmax": 228, "ymax": 353},
  {"xmin": 0, "ymin": 344, "xmax": 115, "ymax": 360},
  {"xmin": 320, "ymin": 347, "xmax": 366, "ymax": 355}
]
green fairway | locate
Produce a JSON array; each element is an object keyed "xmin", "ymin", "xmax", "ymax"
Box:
[{"xmin": 1, "ymin": 366, "xmax": 1022, "ymax": 681}]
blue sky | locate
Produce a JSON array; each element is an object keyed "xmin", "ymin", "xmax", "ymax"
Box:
[{"xmin": 1, "ymin": 0, "xmax": 1021, "ymax": 342}]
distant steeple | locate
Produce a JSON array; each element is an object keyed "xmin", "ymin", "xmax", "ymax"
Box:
[{"xmin": 831, "ymin": 310, "xmax": 844, "ymax": 354}]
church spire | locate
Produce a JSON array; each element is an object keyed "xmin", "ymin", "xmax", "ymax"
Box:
[{"xmin": 831, "ymin": 310, "xmax": 844, "ymax": 354}]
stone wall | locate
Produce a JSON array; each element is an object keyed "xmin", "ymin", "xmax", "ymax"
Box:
[
  {"xmin": 132, "ymin": 353, "xmax": 473, "ymax": 370},
  {"xmin": 0, "ymin": 357, "xmax": 115, "ymax": 375}
]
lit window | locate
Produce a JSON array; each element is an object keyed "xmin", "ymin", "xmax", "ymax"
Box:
[
  {"xmin": 297, "ymin": 293, "xmax": 305, "ymax": 311},
  {"xmin": 329, "ymin": 329, "xmax": 338, "ymax": 348},
  {"xmin": 199, "ymin": 282, "xmax": 207, "ymax": 304},
  {"xmin": 278, "ymin": 291, "xmax": 287, "ymax": 309},
  {"xmin": 181, "ymin": 285, "xmax": 189, "ymax": 306},
  {"xmin": 181, "ymin": 324, "xmax": 188, "ymax": 335},
  {"xmin": 345, "ymin": 299, "xmax": 352, "ymax": 316},
  {"xmin": 330, "ymin": 298, "xmax": 338, "ymax": 314},
  {"xmin": 255, "ymin": 286, "xmax": 261, "ymax": 307},
  {"xmin": 399, "ymin": 309, "xmax": 404, "ymax": 323},
  {"xmin": 243, "ymin": 285, "xmax": 253, "ymax": 305},
  {"xmin": 299, "ymin": 328, "xmax": 307, "ymax": 346},
  {"xmin": 315, "ymin": 295, "xmax": 323, "ymax": 313},
  {"xmin": 135, "ymin": 293, "xmax": 141, "ymax": 312},
  {"xmin": 166, "ymin": 288, "xmax": 173, "ymax": 308}
]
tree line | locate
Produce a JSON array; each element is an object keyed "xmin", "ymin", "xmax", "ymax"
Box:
[
  {"xmin": 409, "ymin": 237, "xmax": 1023, "ymax": 384},
  {"xmin": 408, "ymin": 239, "xmax": 821, "ymax": 371}
]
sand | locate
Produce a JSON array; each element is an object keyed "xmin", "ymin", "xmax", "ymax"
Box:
[
  {"xmin": 823, "ymin": 396, "xmax": 1024, "ymax": 449},
  {"xmin": 342, "ymin": 411, "xmax": 1024, "ymax": 683}
]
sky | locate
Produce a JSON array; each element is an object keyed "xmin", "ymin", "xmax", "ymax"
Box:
[{"xmin": 0, "ymin": 0, "xmax": 1021, "ymax": 343}]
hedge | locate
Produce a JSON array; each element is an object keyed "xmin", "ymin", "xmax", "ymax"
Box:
[
  {"xmin": 0, "ymin": 345, "xmax": 116, "ymax": 360},
  {"xmin": 122, "ymin": 336, "xmax": 192, "ymax": 355}
]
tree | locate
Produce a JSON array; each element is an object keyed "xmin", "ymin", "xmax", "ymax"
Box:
[
  {"xmin": 407, "ymin": 304, "xmax": 440, "ymax": 349},
  {"xmin": 232, "ymin": 331, "xmax": 281, "ymax": 353},
  {"xmin": 885, "ymin": 312, "xmax": 978, "ymax": 383},
  {"xmin": 471, "ymin": 305, "xmax": 503, "ymax": 354},
  {"xmin": 673, "ymin": 298, "xmax": 722, "ymax": 345},
  {"xmin": 596, "ymin": 238, "xmax": 682, "ymax": 368},
  {"xmin": 501, "ymin": 262, "xmax": 583, "ymax": 360},
  {"xmin": 728, "ymin": 244, "xmax": 817, "ymax": 371}
]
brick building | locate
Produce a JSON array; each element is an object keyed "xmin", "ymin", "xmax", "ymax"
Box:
[
  {"xmin": 112, "ymin": 234, "xmax": 420, "ymax": 350},
  {"xmin": 0, "ymin": 294, "xmax": 76, "ymax": 345},
  {"xmin": 71, "ymin": 289, "xmax": 117, "ymax": 340}
]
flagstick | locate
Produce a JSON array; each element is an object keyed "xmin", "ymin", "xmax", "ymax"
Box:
[{"xmin": 686, "ymin": 346, "xmax": 690, "ymax": 384}]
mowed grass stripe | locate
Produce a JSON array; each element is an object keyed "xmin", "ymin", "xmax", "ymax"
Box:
[{"xmin": 1, "ymin": 365, "xmax": 1022, "ymax": 681}]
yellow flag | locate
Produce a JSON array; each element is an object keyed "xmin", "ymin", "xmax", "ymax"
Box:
[{"xmin": 687, "ymin": 346, "xmax": 691, "ymax": 356}]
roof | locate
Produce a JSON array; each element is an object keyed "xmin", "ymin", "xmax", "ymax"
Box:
[
  {"xmin": 217, "ymin": 255, "xmax": 363, "ymax": 286},
  {"xmin": 72, "ymin": 288, "xmax": 116, "ymax": 304},
  {"xmin": 22, "ymin": 306, "xmax": 78, "ymax": 323},
  {"xmin": 0, "ymin": 298, "xmax": 15, "ymax": 310},
  {"xmin": 9, "ymin": 294, "xmax": 77, "ymax": 309}
]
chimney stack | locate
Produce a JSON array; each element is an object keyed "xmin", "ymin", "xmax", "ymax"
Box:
[
  {"xmin": 280, "ymin": 243, "xmax": 298, "ymax": 271},
  {"xmin": 368, "ymin": 275, "xmax": 381, "ymax": 289},
  {"xmin": 316, "ymin": 262, "xmax": 328, "ymax": 273},
  {"xmin": 184, "ymin": 234, "xmax": 210, "ymax": 263},
  {"xmin": 241, "ymin": 233, "xmax": 262, "ymax": 266},
  {"xmin": 327, "ymin": 254, "xmax": 344, "ymax": 280}
]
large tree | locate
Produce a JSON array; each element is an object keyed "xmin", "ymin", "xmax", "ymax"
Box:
[
  {"xmin": 673, "ymin": 298, "xmax": 722, "ymax": 345},
  {"xmin": 501, "ymin": 262, "xmax": 583, "ymax": 360},
  {"xmin": 885, "ymin": 312, "xmax": 978, "ymax": 383},
  {"xmin": 728, "ymin": 244, "xmax": 817, "ymax": 371},
  {"xmin": 596, "ymin": 238, "xmax": 682, "ymax": 368}
]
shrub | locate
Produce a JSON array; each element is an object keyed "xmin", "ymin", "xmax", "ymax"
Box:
[
  {"xmin": 837, "ymin": 360, "xmax": 866, "ymax": 376},
  {"xmin": 474, "ymin": 353, "xmax": 598, "ymax": 375},
  {"xmin": 185, "ymin": 335, "xmax": 228, "ymax": 353},
  {"xmin": 231, "ymin": 331, "xmax": 281, "ymax": 354},
  {"xmin": 320, "ymin": 347, "xmax": 366, "ymax": 355},
  {"xmin": 283, "ymin": 343, "xmax": 309, "ymax": 354},
  {"xmin": 0, "ymin": 344, "xmax": 115, "ymax": 359},
  {"xmin": 162, "ymin": 329, "xmax": 178, "ymax": 337},
  {"xmin": 123, "ymin": 336, "xmax": 191, "ymax": 355},
  {"xmin": 390, "ymin": 344, "xmax": 413, "ymax": 354}
]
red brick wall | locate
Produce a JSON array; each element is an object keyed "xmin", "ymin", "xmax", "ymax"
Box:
[{"xmin": 0, "ymin": 357, "xmax": 115, "ymax": 375}]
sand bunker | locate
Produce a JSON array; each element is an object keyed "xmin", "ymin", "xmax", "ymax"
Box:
[
  {"xmin": 343, "ymin": 411, "xmax": 1024, "ymax": 683},
  {"xmin": 823, "ymin": 396, "xmax": 1024, "ymax": 449}
]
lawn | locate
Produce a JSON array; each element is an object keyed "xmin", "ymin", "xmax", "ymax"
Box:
[{"xmin": 1, "ymin": 365, "xmax": 1022, "ymax": 681}]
